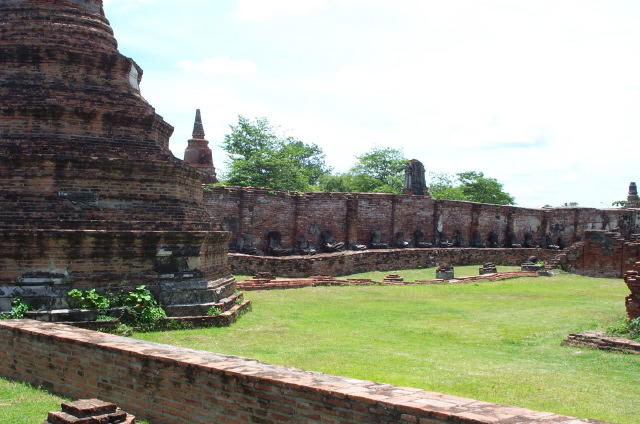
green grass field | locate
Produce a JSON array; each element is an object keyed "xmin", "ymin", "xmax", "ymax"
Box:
[
  {"xmin": 134, "ymin": 270, "xmax": 638, "ymax": 424},
  {"xmin": 2, "ymin": 267, "xmax": 637, "ymax": 423},
  {"xmin": 0, "ymin": 379, "xmax": 67, "ymax": 424}
]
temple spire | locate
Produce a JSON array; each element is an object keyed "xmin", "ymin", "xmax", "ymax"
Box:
[
  {"xmin": 192, "ymin": 109, "xmax": 205, "ymax": 139},
  {"xmin": 626, "ymin": 182, "xmax": 639, "ymax": 208},
  {"xmin": 184, "ymin": 109, "xmax": 217, "ymax": 183}
]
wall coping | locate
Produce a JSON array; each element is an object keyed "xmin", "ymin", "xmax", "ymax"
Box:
[{"xmin": 0, "ymin": 320, "xmax": 609, "ymax": 423}]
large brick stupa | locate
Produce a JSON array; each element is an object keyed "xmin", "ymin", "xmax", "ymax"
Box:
[{"xmin": 0, "ymin": 0, "xmax": 235, "ymax": 312}]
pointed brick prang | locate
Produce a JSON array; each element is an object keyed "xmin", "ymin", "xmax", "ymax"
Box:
[
  {"xmin": 626, "ymin": 182, "xmax": 639, "ymax": 208},
  {"xmin": 192, "ymin": 108, "xmax": 206, "ymax": 139},
  {"xmin": 184, "ymin": 109, "xmax": 217, "ymax": 183}
]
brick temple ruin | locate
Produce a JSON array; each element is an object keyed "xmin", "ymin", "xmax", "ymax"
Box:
[
  {"xmin": 0, "ymin": 0, "xmax": 236, "ymax": 313},
  {"xmin": 1, "ymin": 0, "xmax": 640, "ymax": 314},
  {"xmin": 0, "ymin": 1, "xmax": 637, "ymax": 423}
]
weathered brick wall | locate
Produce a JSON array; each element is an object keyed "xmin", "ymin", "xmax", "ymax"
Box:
[
  {"xmin": 0, "ymin": 320, "xmax": 606, "ymax": 424},
  {"xmin": 568, "ymin": 231, "xmax": 640, "ymax": 278},
  {"xmin": 229, "ymin": 248, "xmax": 557, "ymax": 277},
  {"xmin": 205, "ymin": 186, "xmax": 639, "ymax": 255},
  {"xmin": 0, "ymin": 156, "xmax": 211, "ymax": 231},
  {"xmin": 0, "ymin": 230, "xmax": 234, "ymax": 310},
  {"xmin": 0, "ymin": 0, "xmax": 235, "ymax": 312}
]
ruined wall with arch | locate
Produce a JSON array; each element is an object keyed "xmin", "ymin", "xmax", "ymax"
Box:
[{"xmin": 204, "ymin": 186, "xmax": 640, "ymax": 255}]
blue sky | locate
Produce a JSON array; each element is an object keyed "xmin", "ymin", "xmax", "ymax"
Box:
[{"xmin": 103, "ymin": 0, "xmax": 640, "ymax": 208}]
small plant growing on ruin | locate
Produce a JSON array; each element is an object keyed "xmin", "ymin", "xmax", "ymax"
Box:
[
  {"xmin": 112, "ymin": 323, "xmax": 133, "ymax": 337},
  {"xmin": 85, "ymin": 289, "xmax": 110, "ymax": 310},
  {"xmin": 117, "ymin": 285, "xmax": 167, "ymax": 328},
  {"xmin": 125, "ymin": 285, "xmax": 156, "ymax": 308},
  {"xmin": 0, "ymin": 296, "xmax": 31, "ymax": 319},
  {"xmin": 207, "ymin": 306, "xmax": 221, "ymax": 316},
  {"xmin": 137, "ymin": 305, "xmax": 167, "ymax": 324},
  {"xmin": 67, "ymin": 289, "xmax": 109, "ymax": 310}
]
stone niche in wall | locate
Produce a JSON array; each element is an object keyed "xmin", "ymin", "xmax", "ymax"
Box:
[{"xmin": 0, "ymin": 0, "xmax": 235, "ymax": 312}]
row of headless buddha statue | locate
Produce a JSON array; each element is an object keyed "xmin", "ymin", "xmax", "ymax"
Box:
[{"xmin": 234, "ymin": 230, "xmax": 566, "ymax": 257}]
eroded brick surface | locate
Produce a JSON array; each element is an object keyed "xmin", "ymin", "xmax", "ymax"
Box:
[
  {"xmin": 1, "ymin": 320, "xmax": 610, "ymax": 424},
  {"xmin": 0, "ymin": 0, "xmax": 235, "ymax": 310},
  {"xmin": 45, "ymin": 398, "xmax": 134, "ymax": 424},
  {"xmin": 204, "ymin": 187, "xmax": 640, "ymax": 259}
]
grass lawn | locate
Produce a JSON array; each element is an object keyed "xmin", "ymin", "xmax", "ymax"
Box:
[
  {"xmin": 0, "ymin": 378, "xmax": 67, "ymax": 424},
  {"xmin": 135, "ymin": 270, "xmax": 639, "ymax": 424},
  {"xmin": 0, "ymin": 378, "xmax": 153, "ymax": 424}
]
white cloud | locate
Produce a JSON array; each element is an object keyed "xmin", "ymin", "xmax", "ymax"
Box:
[
  {"xmin": 104, "ymin": 0, "xmax": 640, "ymax": 208},
  {"xmin": 237, "ymin": 0, "xmax": 327, "ymax": 21},
  {"xmin": 103, "ymin": 0, "xmax": 155, "ymax": 11},
  {"xmin": 178, "ymin": 57, "xmax": 257, "ymax": 76}
]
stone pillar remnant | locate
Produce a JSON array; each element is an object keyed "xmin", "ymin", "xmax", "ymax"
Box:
[
  {"xmin": 403, "ymin": 159, "xmax": 429, "ymax": 196},
  {"xmin": 624, "ymin": 263, "xmax": 640, "ymax": 320}
]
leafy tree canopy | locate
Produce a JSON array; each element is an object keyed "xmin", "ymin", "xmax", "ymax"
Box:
[
  {"xmin": 221, "ymin": 116, "xmax": 329, "ymax": 192},
  {"xmin": 428, "ymin": 171, "xmax": 516, "ymax": 205},
  {"xmin": 457, "ymin": 171, "xmax": 516, "ymax": 205},
  {"xmin": 318, "ymin": 147, "xmax": 407, "ymax": 194}
]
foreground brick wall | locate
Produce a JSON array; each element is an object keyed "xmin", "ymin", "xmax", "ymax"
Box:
[
  {"xmin": 229, "ymin": 247, "xmax": 558, "ymax": 277},
  {"xmin": 566, "ymin": 231, "xmax": 640, "ymax": 278},
  {"xmin": 205, "ymin": 187, "xmax": 639, "ymax": 255},
  {"xmin": 0, "ymin": 320, "xmax": 607, "ymax": 424}
]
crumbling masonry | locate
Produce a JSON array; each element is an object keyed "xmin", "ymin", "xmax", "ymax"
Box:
[{"xmin": 0, "ymin": 0, "xmax": 235, "ymax": 312}]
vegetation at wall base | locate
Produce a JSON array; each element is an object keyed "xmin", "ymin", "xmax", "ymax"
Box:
[
  {"xmin": 136, "ymin": 272, "xmax": 637, "ymax": 424},
  {"xmin": 606, "ymin": 316, "xmax": 640, "ymax": 340},
  {"xmin": 0, "ymin": 296, "xmax": 31, "ymax": 319}
]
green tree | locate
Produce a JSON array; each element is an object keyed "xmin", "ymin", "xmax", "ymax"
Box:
[
  {"xmin": 457, "ymin": 171, "xmax": 516, "ymax": 205},
  {"xmin": 427, "ymin": 171, "xmax": 515, "ymax": 205},
  {"xmin": 222, "ymin": 116, "xmax": 329, "ymax": 191},
  {"xmin": 316, "ymin": 173, "xmax": 354, "ymax": 192},
  {"xmin": 349, "ymin": 147, "xmax": 407, "ymax": 193},
  {"xmin": 427, "ymin": 172, "xmax": 466, "ymax": 201},
  {"xmin": 319, "ymin": 147, "xmax": 407, "ymax": 193}
]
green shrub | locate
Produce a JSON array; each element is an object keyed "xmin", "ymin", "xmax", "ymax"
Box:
[
  {"xmin": 67, "ymin": 289, "xmax": 109, "ymax": 310},
  {"xmin": 0, "ymin": 296, "xmax": 31, "ymax": 319},
  {"xmin": 138, "ymin": 306, "xmax": 167, "ymax": 324},
  {"xmin": 125, "ymin": 285, "xmax": 157, "ymax": 308},
  {"xmin": 607, "ymin": 317, "xmax": 640, "ymax": 340},
  {"xmin": 207, "ymin": 306, "xmax": 221, "ymax": 316}
]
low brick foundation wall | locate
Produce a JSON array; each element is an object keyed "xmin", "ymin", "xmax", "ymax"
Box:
[
  {"xmin": 0, "ymin": 320, "xmax": 607, "ymax": 424},
  {"xmin": 563, "ymin": 331, "xmax": 640, "ymax": 354},
  {"xmin": 230, "ymin": 247, "xmax": 557, "ymax": 277},
  {"xmin": 237, "ymin": 271, "xmax": 539, "ymax": 291}
]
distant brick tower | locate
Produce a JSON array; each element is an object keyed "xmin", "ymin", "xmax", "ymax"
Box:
[
  {"xmin": 184, "ymin": 109, "xmax": 217, "ymax": 183},
  {"xmin": 625, "ymin": 182, "xmax": 639, "ymax": 208},
  {"xmin": 0, "ymin": 0, "xmax": 236, "ymax": 312}
]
